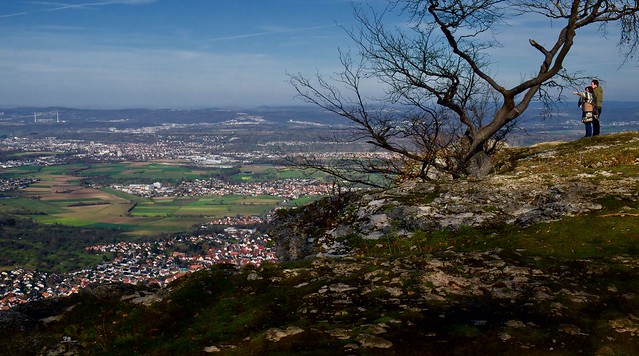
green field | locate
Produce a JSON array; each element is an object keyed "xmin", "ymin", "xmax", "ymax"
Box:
[
  {"xmin": 233, "ymin": 164, "xmax": 323, "ymax": 182},
  {"xmin": 0, "ymin": 161, "xmax": 324, "ymax": 236},
  {"xmin": 0, "ymin": 196, "xmax": 66, "ymax": 214},
  {"xmin": 130, "ymin": 195, "xmax": 283, "ymax": 218},
  {"xmin": 77, "ymin": 162, "xmax": 211, "ymax": 180}
]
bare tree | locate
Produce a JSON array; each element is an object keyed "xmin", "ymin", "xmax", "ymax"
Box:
[{"xmin": 289, "ymin": 0, "xmax": 639, "ymax": 181}]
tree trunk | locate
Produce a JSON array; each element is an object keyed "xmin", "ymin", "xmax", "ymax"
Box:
[{"xmin": 465, "ymin": 150, "xmax": 493, "ymax": 177}]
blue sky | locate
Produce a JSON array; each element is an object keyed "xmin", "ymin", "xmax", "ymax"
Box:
[{"xmin": 1, "ymin": 0, "xmax": 637, "ymax": 109}]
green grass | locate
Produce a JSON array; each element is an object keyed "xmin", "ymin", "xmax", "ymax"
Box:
[
  {"xmin": 86, "ymin": 222, "xmax": 137, "ymax": 230},
  {"xmin": 498, "ymin": 132, "xmax": 639, "ymax": 177},
  {"xmin": 0, "ymin": 196, "xmax": 66, "ymax": 214},
  {"xmin": 76, "ymin": 162, "xmax": 210, "ymax": 180},
  {"xmin": 44, "ymin": 198, "xmax": 103, "ymax": 203},
  {"xmin": 0, "ymin": 165, "xmax": 41, "ymax": 177},
  {"xmin": 288, "ymin": 196, "xmax": 323, "ymax": 206},
  {"xmin": 504, "ymin": 216, "xmax": 638, "ymax": 259},
  {"xmin": 128, "ymin": 195, "xmax": 283, "ymax": 217},
  {"xmin": 130, "ymin": 204, "xmax": 180, "ymax": 216},
  {"xmin": 344, "ymin": 194, "xmax": 639, "ymax": 262},
  {"xmin": 232, "ymin": 166, "xmax": 326, "ymax": 183},
  {"xmin": 100, "ymin": 187, "xmax": 151, "ymax": 204},
  {"xmin": 40, "ymin": 163, "xmax": 90, "ymax": 174}
]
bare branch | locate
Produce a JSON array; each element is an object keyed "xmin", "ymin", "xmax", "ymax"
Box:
[{"xmin": 288, "ymin": 0, "xmax": 639, "ymax": 179}]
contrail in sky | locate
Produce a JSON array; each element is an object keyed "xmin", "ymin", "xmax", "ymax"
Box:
[
  {"xmin": 207, "ymin": 24, "xmax": 340, "ymax": 42},
  {"xmin": 0, "ymin": 0, "xmax": 155, "ymax": 18}
]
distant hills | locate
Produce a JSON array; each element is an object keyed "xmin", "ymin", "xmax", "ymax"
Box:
[
  {"xmin": 2, "ymin": 102, "xmax": 638, "ymax": 146},
  {"xmin": 0, "ymin": 106, "xmax": 347, "ymax": 126}
]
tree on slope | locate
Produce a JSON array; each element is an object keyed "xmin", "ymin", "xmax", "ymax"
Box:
[{"xmin": 289, "ymin": 0, "xmax": 639, "ymax": 183}]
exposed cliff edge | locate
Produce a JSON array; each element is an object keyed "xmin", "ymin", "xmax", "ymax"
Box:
[
  {"xmin": 2, "ymin": 132, "xmax": 639, "ymax": 355},
  {"xmin": 273, "ymin": 133, "xmax": 639, "ymax": 262}
]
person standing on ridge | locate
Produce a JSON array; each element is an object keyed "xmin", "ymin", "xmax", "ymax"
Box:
[
  {"xmin": 574, "ymin": 86, "xmax": 596, "ymax": 138},
  {"xmin": 591, "ymin": 80, "xmax": 603, "ymax": 136}
]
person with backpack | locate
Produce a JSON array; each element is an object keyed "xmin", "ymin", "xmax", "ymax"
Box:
[
  {"xmin": 591, "ymin": 80, "xmax": 603, "ymax": 136},
  {"xmin": 574, "ymin": 86, "xmax": 596, "ymax": 138}
]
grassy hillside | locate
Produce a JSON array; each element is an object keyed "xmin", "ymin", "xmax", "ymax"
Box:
[{"xmin": 2, "ymin": 132, "xmax": 638, "ymax": 355}]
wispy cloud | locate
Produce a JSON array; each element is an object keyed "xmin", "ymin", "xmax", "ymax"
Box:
[
  {"xmin": 0, "ymin": 0, "xmax": 156, "ymax": 18},
  {"xmin": 0, "ymin": 12, "xmax": 29, "ymax": 19},
  {"xmin": 206, "ymin": 24, "xmax": 339, "ymax": 42}
]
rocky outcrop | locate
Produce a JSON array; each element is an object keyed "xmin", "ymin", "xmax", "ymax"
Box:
[
  {"xmin": 272, "ymin": 168, "xmax": 637, "ymax": 260},
  {"xmin": 269, "ymin": 191, "xmax": 358, "ymax": 261}
]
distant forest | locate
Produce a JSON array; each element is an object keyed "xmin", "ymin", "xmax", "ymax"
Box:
[{"xmin": 0, "ymin": 215, "xmax": 126, "ymax": 273}]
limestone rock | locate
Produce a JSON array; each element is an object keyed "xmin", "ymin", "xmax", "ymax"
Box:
[
  {"xmin": 203, "ymin": 345, "xmax": 221, "ymax": 353},
  {"xmin": 265, "ymin": 326, "xmax": 304, "ymax": 342},
  {"xmin": 356, "ymin": 333, "xmax": 393, "ymax": 348}
]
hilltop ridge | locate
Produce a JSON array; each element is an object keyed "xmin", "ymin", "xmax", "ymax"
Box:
[
  {"xmin": 2, "ymin": 132, "xmax": 638, "ymax": 355},
  {"xmin": 274, "ymin": 133, "xmax": 639, "ymax": 261}
]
